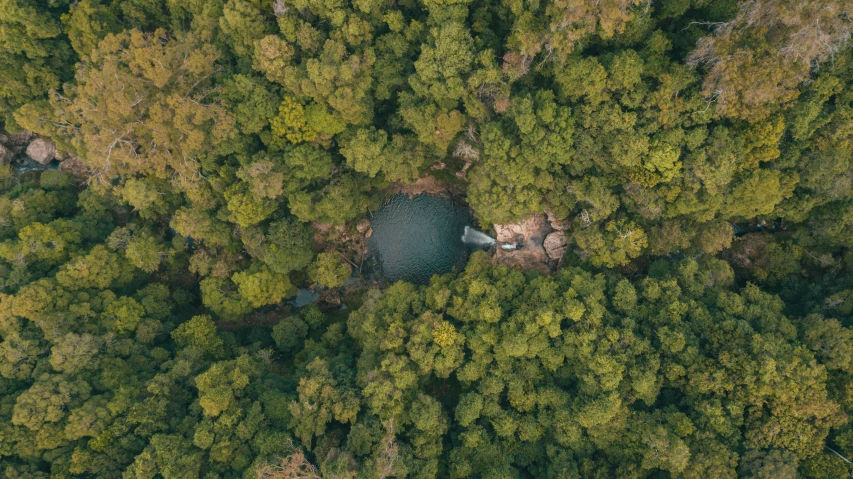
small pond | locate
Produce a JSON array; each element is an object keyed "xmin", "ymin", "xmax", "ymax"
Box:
[{"xmin": 368, "ymin": 193, "xmax": 474, "ymax": 284}]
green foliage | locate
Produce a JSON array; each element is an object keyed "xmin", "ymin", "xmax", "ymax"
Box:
[
  {"xmin": 340, "ymin": 128, "xmax": 426, "ymax": 182},
  {"xmin": 56, "ymin": 245, "xmax": 135, "ymax": 291},
  {"xmin": 271, "ymin": 315, "xmax": 309, "ymax": 355},
  {"xmin": 309, "ymin": 252, "xmax": 352, "ymax": 288},
  {"xmin": 48, "ymin": 28, "xmax": 236, "ymax": 180},
  {"xmin": 200, "ymin": 277, "xmax": 253, "ymax": 320},
  {"xmin": 104, "ymin": 295, "xmax": 145, "ymax": 333},
  {"xmin": 688, "ymin": 0, "xmax": 853, "ymax": 121},
  {"xmin": 340, "ymin": 253, "xmax": 851, "ymax": 476},
  {"xmin": 242, "ymin": 218, "xmax": 314, "ymax": 275},
  {"xmin": 232, "ymin": 265, "xmax": 294, "ymax": 308},
  {"xmin": 0, "ymin": 0, "xmax": 74, "ymax": 128},
  {"xmin": 467, "ymin": 91, "xmax": 575, "ymax": 223},
  {"xmin": 573, "ymin": 218, "xmax": 648, "ymax": 267},
  {"xmin": 3, "ymin": 1, "xmax": 853, "ymax": 477},
  {"xmin": 269, "ymin": 96, "xmax": 317, "ymax": 144},
  {"xmin": 171, "ymin": 315, "xmax": 224, "ymax": 357},
  {"xmin": 290, "ymin": 357, "xmax": 360, "ymax": 447},
  {"xmin": 195, "ymin": 355, "xmax": 258, "ymax": 417},
  {"xmin": 117, "ymin": 178, "xmax": 177, "ymax": 221},
  {"xmin": 410, "ymin": 22, "xmax": 475, "ymax": 110}
]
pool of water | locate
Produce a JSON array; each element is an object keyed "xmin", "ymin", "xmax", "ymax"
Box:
[{"xmin": 368, "ymin": 193, "xmax": 472, "ymax": 284}]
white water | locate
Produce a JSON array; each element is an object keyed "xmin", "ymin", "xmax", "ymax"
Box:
[{"xmin": 461, "ymin": 226, "xmax": 497, "ymax": 247}]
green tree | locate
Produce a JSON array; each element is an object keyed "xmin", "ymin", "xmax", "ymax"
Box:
[
  {"xmin": 689, "ymin": 0, "xmax": 853, "ymax": 120},
  {"xmin": 340, "ymin": 128, "xmax": 426, "ymax": 182},
  {"xmin": 49, "ymin": 29, "xmax": 236, "ymax": 180},
  {"xmin": 573, "ymin": 218, "xmax": 648, "ymax": 267},
  {"xmin": 200, "ymin": 277, "xmax": 253, "ymax": 320},
  {"xmin": 172, "ymin": 315, "xmax": 225, "ymax": 358},
  {"xmin": 0, "ymin": 0, "xmax": 74, "ymax": 128},
  {"xmin": 241, "ymin": 218, "xmax": 313, "ymax": 275},
  {"xmin": 195, "ymin": 355, "xmax": 258, "ymax": 418},
  {"xmin": 290, "ymin": 358, "xmax": 360, "ymax": 447},
  {"xmin": 309, "ymin": 252, "xmax": 352, "ymax": 288},
  {"xmin": 232, "ymin": 265, "xmax": 294, "ymax": 308}
]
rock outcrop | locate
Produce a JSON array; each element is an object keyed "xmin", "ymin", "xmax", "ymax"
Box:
[
  {"xmin": 26, "ymin": 138, "xmax": 57, "ymax": 165},
  {"xmin": 356, "ymin": 218, "xmax": 371, "ymax": 234},
  {"xmin": 7, "ymin": 131, "xmax": 34, "ymax": 154},
  {"xmin": 544, "ymin": 231, "xmax": 568, "ymax": 262},
  {"xmin": 492, "ymin": 214, "xmax": 552, "ymax": 275},
  {"xmin": 58, "ymin": 157, "xmax": 88, "ymax": 178},
  {"xmin": 546, "ymin": 210, "xmax": 570, "ymax": 231},
  {"xmin": 0, "ymin": 144, "xmax": 13, "ymax": 164}
]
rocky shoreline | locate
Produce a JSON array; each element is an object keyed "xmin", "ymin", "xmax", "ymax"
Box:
[{"xmin": 492, "ymin": 211, "xmax": 570, "ymax": 275}]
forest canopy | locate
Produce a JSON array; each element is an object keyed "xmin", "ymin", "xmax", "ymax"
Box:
[{"xmin": 1, "ymin": 0, "xmax": 853, "ymax": 477}]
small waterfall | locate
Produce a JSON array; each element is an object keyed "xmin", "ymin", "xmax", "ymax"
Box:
[{"xmin": 462, "ymin": 226, "xmax": 496, "ymax": 247}]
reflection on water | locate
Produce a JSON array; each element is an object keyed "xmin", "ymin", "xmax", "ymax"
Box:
[{"xmin": 368, "ymin": 193, "xmax": 472, "ymax": 284}]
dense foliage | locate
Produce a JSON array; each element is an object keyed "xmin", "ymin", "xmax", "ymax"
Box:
[{"xmin": 1, "ymin": 0, "xmax": 853, "ymax": 477}]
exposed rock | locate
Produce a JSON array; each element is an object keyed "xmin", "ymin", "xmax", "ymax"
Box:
[
  {"xmin": 0, "ymin": 144, "xmax": 13, "ymax": 164},
  {"xmin": 311, "ymin": 220, "xmax": 369, "ymax": 275},
  {"xmin": 365, "ymin": 227, "xmax": 373, "ymax": 239},
  {"xmin": 273, "ymin": 0, "xmax": 287, "ymax": 16},
  {"xmin": 389, "ymin": 175, "xmax": 448, "ymax": 197},
  {"xmin": 356, "ymin": 218, "xmax": 371, "ymax": 234},
  {"xmin": 7, "ymin": 130, "xmax": 34, "ymax": 153},
  {"xmin": 58, "ymin": 157, "xmax": 88, "ymax": 178},
  {"xmin": 9, "ymin": 130, "xmax": 34, "ymax": 143},
  {"xmin": 319, "ymin": 288, "xmax": 342, "ymax": 307},
  {"xmin": 546, "ymin": 210, "xmax": 570, "ymax": 231},
  {"xmin": 493, "ymin": 214, "xmax": 552, "ymax": 275},
  {"xmin": 494, "ymin": 215, "xmax": 548, "ymax": 244},
  {"xmin": 26, "ymin": 138, "xmax": 57, "ymax": 165},
  {"xmin": 546, "ymin": 210, "xmax": 558, "ymax": 223},
  {"xmin": 544, "ymin": 231, "xmax": 568, "ymax": 261}
]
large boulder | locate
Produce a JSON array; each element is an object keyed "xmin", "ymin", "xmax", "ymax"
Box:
[
  {"xmin": 7, "ymin": 130, "xmax": 34, "ymax": 153},
  {"xmin": 59, "ymin": 157, "xmax": 88, "ymax": 178},
  {"xmin": 543, "ymin": 231, "xmax": 568, "ymax": 262},
  {"xmin": 26, "ymin": 138, "xmax": 57, "ymax": 165},
  {"xmin": 0, "ymin": 144, "xmax": 13, "ymax": 164},
  {"xmin": 356, "ymin": 218, "xmax": 371, "ymax": 234},
  {"xmin": 493, "ymin": 214, "xmax": 548, "ymax": 244}
]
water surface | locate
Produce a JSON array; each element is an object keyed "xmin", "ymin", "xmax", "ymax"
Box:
[{"xmin": 368, "ymin": 193, "xmax": 472, "ymax": 284}]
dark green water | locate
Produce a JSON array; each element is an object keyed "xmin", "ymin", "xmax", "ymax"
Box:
[{"xmin": 368, "ymin": 193, "xmax": 472, "ymax": 284}]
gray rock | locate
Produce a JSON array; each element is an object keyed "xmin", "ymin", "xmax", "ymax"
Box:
[
  {"xmin": 26, "ymin": 138, "xmax": 57, "ymax": 165},
  {"xmin": 8, "ymin": 130, "xmax": 34, "ymax": 148},
  {"xmin": 0, "ymin": 144, "xmax": 13, "ymax": 164},
  {"xmin": 13, "ymin": 130, "xmax": 33, "ymax": 140},
  {"xmin": 543, "ymin": 231, "xmax": 568, "ymax": 261},
  {"xmin": 546, "ymin": 210, "xmax": 570, "ymax": 231},
  {"xmin": 356, "ymin": 218, "xmax": 371, "ymax": 234},
  {"xmin": 273, "ymin": 0, "xmax": 287, "ymax": 16},
  {"xmin": 59, "ymin": 157, "xmax": 87, "ymax": 178}
]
